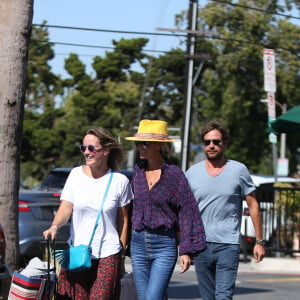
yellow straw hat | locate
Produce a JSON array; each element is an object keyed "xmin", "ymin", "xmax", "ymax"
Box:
[{"xmin": 126, "ymin": 119, "xmax": 177, "ymax": 142}]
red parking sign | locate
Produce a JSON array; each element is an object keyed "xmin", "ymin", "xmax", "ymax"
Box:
[{"xmin": 263, "ymin": 49, "xmax": 276, "ymax": 92}]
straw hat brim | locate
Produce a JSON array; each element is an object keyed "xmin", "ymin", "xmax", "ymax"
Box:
[{"xmin": 125, "ymin": 137, "xmax": 177, "ymax": 142}]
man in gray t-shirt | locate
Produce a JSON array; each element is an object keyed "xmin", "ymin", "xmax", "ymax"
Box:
[{"xmin": 186, "ymin": 120, "xmax": 265, "ymax": 300}]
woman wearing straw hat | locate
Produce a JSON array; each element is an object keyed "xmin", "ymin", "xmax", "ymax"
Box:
[{"xmin": 126, "ymin": 119, "xmax": 206, "ymax": 300}]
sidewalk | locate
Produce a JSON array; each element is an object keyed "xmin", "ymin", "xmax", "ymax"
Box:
[
  {"xmin": 238, "ymin": 257, "xmax": 300, "ymax": 274},
  {"xmin": 125, "ymin": 256, "xmax": 300, "ymax": 275}
]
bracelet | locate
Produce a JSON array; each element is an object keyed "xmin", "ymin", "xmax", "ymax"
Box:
[{"xmin": 50, "ymin": 225, "xmax": 58, "ymax": 230}]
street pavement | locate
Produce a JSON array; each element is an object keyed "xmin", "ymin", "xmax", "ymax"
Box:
[
  {"xmin": 2, "ymin": 256, "xmax": 299, "ymax": 299},
  {"xmin": 125, "ymin": 256, "xmax": 300, "ymax": 299}
]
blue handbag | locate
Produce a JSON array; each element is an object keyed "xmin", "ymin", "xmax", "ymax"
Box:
[{"xmin": 54, "ymin": 172, "xmax": 114, "ymax": 272}]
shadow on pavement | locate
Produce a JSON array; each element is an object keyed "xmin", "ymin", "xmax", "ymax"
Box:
[
  {"xmin": 167, "ymin": 281, "xmax": 273, "ymax": 299},
  {"xmin": 168, "ymin": 281, "xmax": 200, "ymax": 299},
  {"xmin": 235, "ymin": 286, "xmax": 273, "ymax": 295}
]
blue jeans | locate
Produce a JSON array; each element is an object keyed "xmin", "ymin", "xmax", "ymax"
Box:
[
  {"xmin": 130, "ymin": 229, "xmax": 177, "ymax": 300},
  {"xmin": 194, "ymin": 242, "xmax": 240, "ymax": 300}
]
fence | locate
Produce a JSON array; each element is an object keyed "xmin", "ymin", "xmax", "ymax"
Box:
[
  {"xmin": 242, "ymin": 185, "xmax": 300, "ymax": 259},
  {"xmin": 265, "ymin": 187, "xmax": 300, "ymax": 256}
]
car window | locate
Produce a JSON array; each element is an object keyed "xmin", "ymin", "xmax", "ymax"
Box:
[
  {"xmin": 39, "ymin": 168, "xmax": 133, "ymax": 192},
  {"xmin": 40, "ymin": 172, "xmax": 70, "ymax": 190}
]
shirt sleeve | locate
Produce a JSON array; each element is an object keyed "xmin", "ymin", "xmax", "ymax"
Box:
[
  {"xmin": 117, "ymin": 174, "xmax": 134, "ymax": 207},
  {"xmin": 60, "ymin": 168, "xmax": 76, "ymax": 203},
  {"xmin": 238, "ymin": 164, "xmax": 256, "ymax": 197},
  {"xmin": 174, "ymin": 169, "xmax": 206, "ymax": 256}
]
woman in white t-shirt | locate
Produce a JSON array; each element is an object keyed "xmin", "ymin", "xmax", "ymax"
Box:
[{"xmin": 43, "ymin": 127, "xmax": 133, "ymax": 300}]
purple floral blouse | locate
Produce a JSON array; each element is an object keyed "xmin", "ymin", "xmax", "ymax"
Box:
[{"xmin": 131, "ymin": 161, "xmax": 206, "ymax": 256}]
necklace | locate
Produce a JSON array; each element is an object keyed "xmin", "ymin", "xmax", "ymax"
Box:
[{"xmin": 146, "ymin": 169, "xmax": 161, "ymax": 187}]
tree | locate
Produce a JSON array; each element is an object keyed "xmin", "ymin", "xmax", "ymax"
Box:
[
  {"xmin": 178, "ymin": 0, "xmax": 300, "ymax": 174},
  {"xmin": 140, "ymin": 49, "xmax": 186, "ymax": 125},
  {"xmin": 21, "ymin": 1, "xmax": 299, "ymax": 179},
  {"xmin": 21, "ymin": 24, "xmax": 64, "ymax": 183},
  {"xmin": 26, "ymin": 23, "xmax": 62, "ymax": 111},
  {"xmin": 53, "ymin": 39, "xmax": 150, "ymax": 166},
  {"xmin": 0, "ymin": 0, "xmax": 34, "ymax": 268}
]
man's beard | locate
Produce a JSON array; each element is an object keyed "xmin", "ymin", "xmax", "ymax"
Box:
[{"xmin": 206, "ymin": 151, "xmax": 224, "ymax": 161}]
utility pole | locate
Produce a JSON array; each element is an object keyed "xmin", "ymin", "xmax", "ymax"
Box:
[
  {"xmin": 278, "ymin": 103, "xmax": 287, "ymax": 159},
  {"xmin": 157, "ymin": 2, "xmax": 215, "ymax": 171},
  {"xmin": 180, "ymin": 0, "xmax": 198, "ymax": 171}
]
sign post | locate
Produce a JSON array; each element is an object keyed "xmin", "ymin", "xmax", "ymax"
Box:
[
  {"xmin": 263, "ymin": 49, "xmax": 278, "ymax": 181},
  {"xmin": 267, "ymin": 92, "xmax": 277, "ymax": 144}
]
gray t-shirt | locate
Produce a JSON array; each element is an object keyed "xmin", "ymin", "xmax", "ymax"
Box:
[{"xmin": 186, "ymin": 159, "xmax": 255, "ymax": 244}]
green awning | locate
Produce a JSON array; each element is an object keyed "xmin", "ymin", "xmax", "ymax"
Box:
[{"xmin": 270, "ymin": 105, "xmax": 300, "ymax": 134}]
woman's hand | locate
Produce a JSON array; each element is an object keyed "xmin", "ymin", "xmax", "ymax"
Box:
[
  {"xmin": 43, "ymin": 225, "xmax": 58, "ymax": 241},
  {"xmin": 179, "ymin": 254, "xmax": 191, "ymax": 273}
]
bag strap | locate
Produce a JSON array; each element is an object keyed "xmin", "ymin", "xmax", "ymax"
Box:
[{"xmin": 88, "ymin": 171, "xmax": 114, "ymax": 247}]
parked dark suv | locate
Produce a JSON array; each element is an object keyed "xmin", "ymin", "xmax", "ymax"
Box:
[
  {"xmin": 39, "ymin": 167, "xmax": 133, "ymax": 192},
  {"xmin": 19, "ymin": 167, "xmax": 133, "ymax": 265},
  {"xmin": 18, "ymin": 189, "xmax": 70, "ymax": 265},
  {"xmin": 38, "ymin": 167, "xmax": 73, "ymax": 192}
]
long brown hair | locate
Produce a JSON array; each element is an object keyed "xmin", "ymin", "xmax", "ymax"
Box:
[
  {"xmin": 85, "ymin": 127, "xmax": 124, "ymax": 170},
  {"xmin": 160, "ymin": 142, "xmax": 172, "ymax": 161}
]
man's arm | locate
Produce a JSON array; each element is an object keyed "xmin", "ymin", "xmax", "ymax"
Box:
[{"xmin": 245, "ymin": 191, "xmax": 265, "ymax": 262}]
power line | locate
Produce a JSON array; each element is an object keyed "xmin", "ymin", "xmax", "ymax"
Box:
[
  {"xmin": 31, "ymin": 30, "xmax": 298, "ymax": 58},
  {"xmin": 32, "ymin": 2, "xmax": 299, "ymax": 59},
  {"xmin": 32, "ymin": 23, "xmax": 187, "ymax": 38},
  {"xmin": 33, "ymin": 16, "xmax": 299, "ymax": 53},
  {"xmin": 40, "ymin": 40, "xmax": 170, "ymax": 54},
  {"xmin": 210, "ymin": 0, "xmax": 300, "ymax": 21},
  {"xmin": 32, "ymin": 2, "xmax": 300, "ymax": 44},
  {"xmin": 33, "ymin": 2, "xmax": 300, "ymax": 38}
]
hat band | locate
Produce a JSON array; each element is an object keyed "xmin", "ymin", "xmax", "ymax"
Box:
[{"xmin": 134, "ymin": 133, "xmax": 171, "ymax": 140}]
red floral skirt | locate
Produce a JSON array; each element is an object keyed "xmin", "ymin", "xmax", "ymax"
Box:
[{"xmin": 56, "ymin": 252, "xmax": 122, "ymax": 300}]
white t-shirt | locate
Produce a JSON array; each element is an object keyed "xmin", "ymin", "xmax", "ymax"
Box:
[{"xmin": 60, "ymin": 166, "xmax": 133, "ymax": 258}]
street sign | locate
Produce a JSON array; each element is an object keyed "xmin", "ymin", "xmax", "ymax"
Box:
[
  {"xmin": 267, "ymin": 92, "xmax": 276, "ymax": 122},
  {"xmin": 277, "ymin": 158, "xmax": 289, "ymax": 176},
  {"xmin": 269, "ymin": 132, "xmax": 277, "ymax": 144},
  {"xmin": 263, "ymin": 49, "xmax": 276, "ymax": 92}
]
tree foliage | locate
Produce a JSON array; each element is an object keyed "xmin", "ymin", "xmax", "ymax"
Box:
[
  {"xmin": 22, "ymin": 24, "xmax": 64, "ymax": 183},
  {"xmin": 22, "ymin": 0, "xmax": 300, "ymax": 186},
  {"xmin": 184, "ymin": 0, "xmax": 300, "ymax": 174}
]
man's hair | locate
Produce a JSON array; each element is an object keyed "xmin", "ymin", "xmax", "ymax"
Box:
[{"xmin": 200, "ymin": 120, "xmax": 230, "ymax": 145}]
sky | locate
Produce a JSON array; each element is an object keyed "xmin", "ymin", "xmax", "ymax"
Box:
[
  {"xmin": 32, "ymin": 0, "xmax": 205, "ymax": 77},
  {"xmin": 32, "ymin": 1, "xmax": 299, "ymax": 77}
]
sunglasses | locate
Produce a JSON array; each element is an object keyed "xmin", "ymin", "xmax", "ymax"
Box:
[
  {"xmin": 203, "ymin": 139, "xmax": 222, "ymax": 146},
  {"xmin": 79, "ymin": 144, "xmax": 102, "ymax": 152},
  {"xmin": 135, "ymin": 141, "xmax": 150, "ymax": 147}
]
